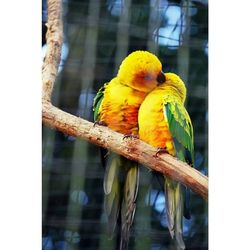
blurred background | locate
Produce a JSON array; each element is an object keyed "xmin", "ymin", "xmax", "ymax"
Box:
[{"xmin": 42, "ymin": 0, "xmax": 208, "ymax": 249}]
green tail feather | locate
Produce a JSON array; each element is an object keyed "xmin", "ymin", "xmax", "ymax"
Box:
[
  {"xmin": 164, "ymin": 177, "xmax": 185, "ymax": 250},
  {"xmin": 103, "ymin": 153, "xmax": 123, "ymax": 238},
  {"xmin": 175, "ymin": 183, "xmax": 185, "ymax": 250},
  {"xmin": 103, "ymin": 152, "xmax": 139, "ymax": 249},
  {"xmin": 164, "ymin": 177, "xmax": 176, "ymax": 239},
  {"xmin": 120, "ymin": 163, "xmax": 139, "ymax": 250}
]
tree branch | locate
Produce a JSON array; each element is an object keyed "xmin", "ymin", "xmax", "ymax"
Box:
[
  {"xmin": 42, "ymin": 0, "xmax": 208, "ymax": 200},
  {"xmin": 42, "ymin": 0, "xmax": 63, "ymax": 103}
]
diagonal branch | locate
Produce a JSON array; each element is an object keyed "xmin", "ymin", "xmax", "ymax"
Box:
[{"xmin": 42, "ymin": 0, "xmax": 208, "ymax": 200}]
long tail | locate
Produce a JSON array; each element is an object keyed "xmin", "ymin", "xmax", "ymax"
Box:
[
  {"xmin": 103, "ymin": 153, "xmax": 139, "ymax": 249},
  {"xmin": 164, "ymin": 177, "xmax": 185, "ymax": 250},
  {"xmin": 120, "ymin": 160, "xmax": 139, "ymax": 250}
]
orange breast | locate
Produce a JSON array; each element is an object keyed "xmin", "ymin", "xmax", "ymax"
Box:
[
  {"xmin": 100, "ymin": 103, "xmax": 140, "ymax": 135},
  {"xmin": 138, "ymin": 89, "xmax": 176, "ymax": 156},
  {"xmin": 99, "ymin": 79, "xmax": 146, "ymax": 135}
]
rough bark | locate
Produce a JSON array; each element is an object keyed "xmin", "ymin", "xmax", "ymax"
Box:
[
  {"xmin": 42, "ymin": 0, "xmax": 208, "ymax": 200},
  {"xmin": 42, "ymin": 0, "xmax": 63, "ymax": 103}
]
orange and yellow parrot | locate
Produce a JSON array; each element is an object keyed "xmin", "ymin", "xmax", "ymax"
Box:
[
  {"xmin": 93, "ymin": 51, "xmax": 165, "ymax": 249},
  {"xmin": 138, "ymin": 73, "xmax": 194, "ymax": 250}
]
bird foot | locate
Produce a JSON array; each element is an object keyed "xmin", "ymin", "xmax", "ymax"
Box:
[
  {"xmin": 123, "ymin": 134, "xmax": 139, "ymax": 140},
  {"xmin": 155, "ymin": 148, "xmax": 168, "ymax": 157},
  {"xmin": 93, "ymin": 121, "xmax": 107, "ymax": 127}
]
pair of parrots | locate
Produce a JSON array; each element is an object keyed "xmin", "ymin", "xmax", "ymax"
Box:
[{"xmin": 93, "ymin": 51, "xmax": 194, "ymax": 250}]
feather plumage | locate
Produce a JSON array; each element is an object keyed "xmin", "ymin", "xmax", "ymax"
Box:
[
  {"xmin": 138, "ymin": 72, "xmax": 195, "ymax": 249},
  {"xmin": 93, "ymin": 50, "xmax": 164, "ymax": 249}
]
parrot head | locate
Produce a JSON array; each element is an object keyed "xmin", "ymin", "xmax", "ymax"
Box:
[
  {"xmin": 117, "ymin": 50, "xmax": 165, "ymax": 93},
  {"xmin": 162, "ymin": 73, "xmax": 187, "ymax": 103}
]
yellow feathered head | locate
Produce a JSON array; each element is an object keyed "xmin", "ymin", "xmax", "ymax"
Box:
[
  {"xmin": 117, "ymin": 50, "xmax": 165, "ymax": 93},
  {"xmin": 163, "ymin": 73, "xmax": 187, "ymax": 103}
]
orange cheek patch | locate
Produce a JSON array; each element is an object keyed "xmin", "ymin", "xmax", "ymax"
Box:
[
  {"xmin": 133, "ymin": 71, "xmax": 158, "ymax": 91},
  {"xmin": 134, "ymin": 72, "xmax": 146, "ymax": 85}
]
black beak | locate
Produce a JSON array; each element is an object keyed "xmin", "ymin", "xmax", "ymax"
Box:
[{"xmin": 156, "ymin": 71, "xmax": 166, "ymax": 84}]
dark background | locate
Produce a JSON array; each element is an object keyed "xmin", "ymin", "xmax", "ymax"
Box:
[{"xmin": 42, "ymin": 0, "xmax": 208, "ymax": 249}]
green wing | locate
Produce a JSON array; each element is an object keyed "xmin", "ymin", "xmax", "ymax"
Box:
[
  {"xmin": 163, "ymin": 97, "xmax": 194, "ymax": 165},
  {"xmin": 163, "ymin": 97, "xmax": 194, "ymax": 249},
  {"xmin": 93, "ymin": 84, "xmax": 107, "ymax": 121}
]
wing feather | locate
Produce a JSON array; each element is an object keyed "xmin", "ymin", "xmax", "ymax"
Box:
[
  {"xmin": 163, "ymin": 97, "xmax": 194, "ymax": 246},
  {"xmin": 163, "ymin": 98, "xmax": 194, "ymax": 164},
  {"xmin": 93, "ymin": 84, "xmax": 108, "ymax": 121}
]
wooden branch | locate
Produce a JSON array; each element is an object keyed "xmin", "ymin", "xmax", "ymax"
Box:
[
  {"xmin": 42, "ymin": 0, "xmax": 208, "ymax": 200},
  {"xmin": 42, "ymin": 102, "xmax": 208, "ymax": 199},
  {"xmin": 42, "ymin": 0, "xmax": 63, "ymax": 103}
]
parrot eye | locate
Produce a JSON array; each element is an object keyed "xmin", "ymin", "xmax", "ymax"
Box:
[
  {"xmin": 144, "ymin": 74, "xmax": 153, "ymax": 81},
  {"xmin": 157, "ymin": 71, "xmax": 166, "ymax": 84}
]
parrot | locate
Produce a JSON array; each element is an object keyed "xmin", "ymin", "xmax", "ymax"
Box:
[
  {"xmin": 93, "ymin": 50, "xmax": 166, "ymax": 249},
  {"xmin": 138, "ymin": 72, "xmax": 194, "ymax": 250}
]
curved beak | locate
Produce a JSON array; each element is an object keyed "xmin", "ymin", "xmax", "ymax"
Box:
[{"xmin": 156, "ymin": 71, "xmax": 166, "ymax": 85}]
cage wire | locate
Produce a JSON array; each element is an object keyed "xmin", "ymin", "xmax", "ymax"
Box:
[{"xmin": 42, "ymin": 0, "xmax": 208, "ymax": 249}]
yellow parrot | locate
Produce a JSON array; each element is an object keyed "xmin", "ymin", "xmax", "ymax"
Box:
[
  {"xmin": 138, "ymin": 73, "xmax": 194, "ymax": 250},
  {"xmin": 93, "ymin": 50, "xmax": 165, "ymax": 249}
]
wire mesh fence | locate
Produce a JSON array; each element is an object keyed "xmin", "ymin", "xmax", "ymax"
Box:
[{"xmin": 42, "ymin": 0, "xmax": 208, "ymax": 249}]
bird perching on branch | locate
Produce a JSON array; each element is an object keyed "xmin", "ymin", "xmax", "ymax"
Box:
[
  {"xmin": 43, "ymin": 2, "xmax": 207, "ymax": 247},
  {"xmin": 138, "ymin": 73, "xmax": 194, "ymax": 250},
  {"xmin": 93, "ymin": 50, "xmax": 165, "ymax": 250}
]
